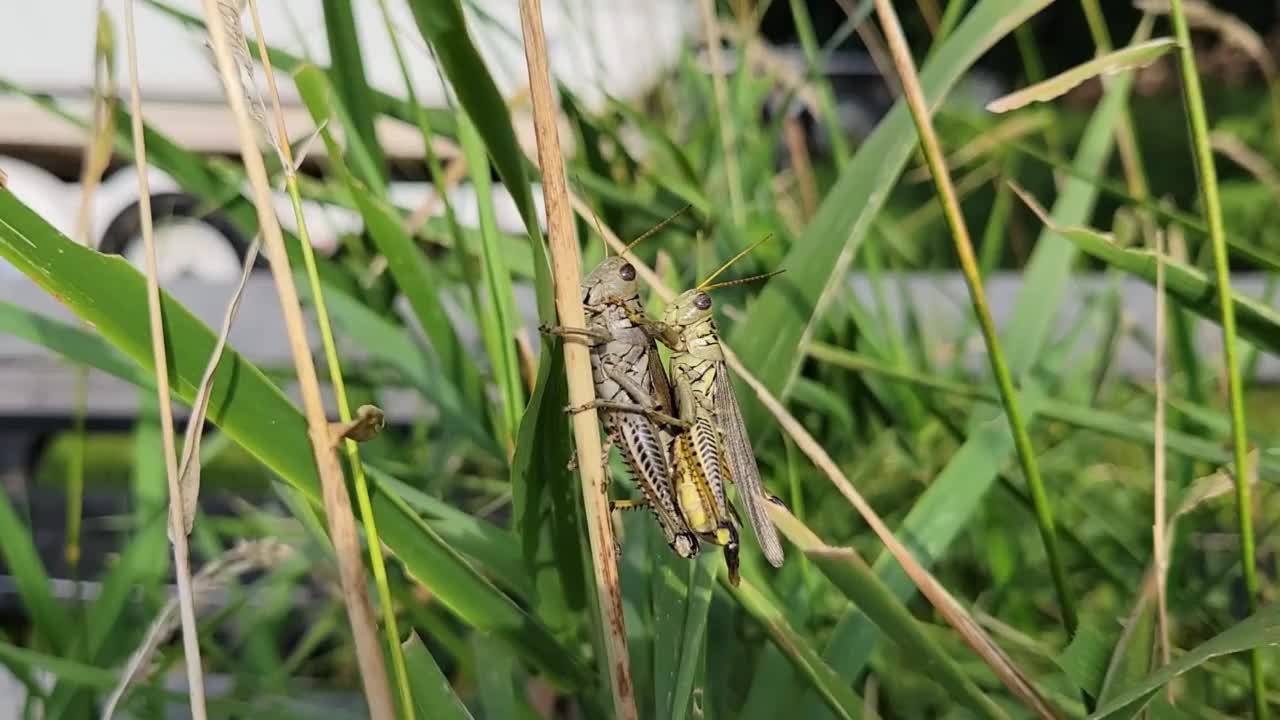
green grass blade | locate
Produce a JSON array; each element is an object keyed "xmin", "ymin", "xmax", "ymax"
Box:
[
  {"xmin": 666, "ymin": 554, "xmax": 716, "ymax": 720},
  {"xmin": 1012, "ymin": 186, "xmax": 1280, "ymax": 356},
  {"xmin": 729, "ymin": 0, "xmax": 1054, "ymax": 433},
  {"xmin": 404, "ymin": 0, "xmax": 537, "ymax": 232},
  {"xmin": 320, "ymin": 0, "xmax": 387, "ymax": 191},
  {"xmin": 404, "ymin": 0, "xmax": 587, "ymax": 640},
  {"xmin": 0, "ymin": 486, "xmax": 73, "ymax": 654},
  {"xmin": 726, "ymin": 576, "xmax": 864, "ymax": 720},
  {"xmin": 293, "ymin": 64, "xmax": 491, "ymax": 419},
  {"xmin": 0, "ymin": 187, "xmax": 592, "ymax": 690},
  {"xmin": 294, "ymin": 273, "xmax": 498, "ymax": 457},
  {"xmin": 1088, "ymin": 603, "xmax": 1280, "ymax": 720},
  {"xmin": 372, "ymin": 470, "xmax": 530, "ymax": 595},
  {"xmin": 773, "ymin": 511, "xmax": 1008, "ymax": 719},
  {"xmin": 458, "ymin": 111, "xmax": 526, "ymax": 446},
  {"xmin": 140, "ymin": 0, "xmax": 458, "ymax": 138},
  {"xmin": 403, "ymin": 632, "xmax": 476, "ymax": 720}
]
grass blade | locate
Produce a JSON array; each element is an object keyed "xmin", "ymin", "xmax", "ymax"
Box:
[
  {"xmin": 986, "ymin": 38, "xmax": 1176, "ymax": 113},
  {"xmin": 292, "ymin": 63, "xmax": 490, "ymax": 423},
  {"xmin": 516, "ymin": 1, "xmax": 637, "ymax": 716},
  {"xmin": 0, "ymin": 187, "xmax": 593, "ymax": 690},
  {"xmin": 1088, "ymin": 603, "xmax": 1280, "ymax": 720},
  {"xmin": 1012, "ymin": 185, "xmax": 1280, "ymax": 356},
  {"xmin": 319, "ymin": 0, "xmax": 387, "ymax": 191},
  {"xmin": 725, "ymin": 575, "xmax": 864, "ymax": 720},
  {"xmin": 772, "ymin": 510, "xmax": 1008, "ymax": 719},
  {"xmin": 402, "ymin": 633, "xmax": 475, "ymax": 720},
  {"xmin": 728, "ymin": 0, "xmax": 1054, "ymax": 433}
]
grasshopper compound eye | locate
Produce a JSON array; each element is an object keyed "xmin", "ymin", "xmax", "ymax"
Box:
[
  {"xmin": 694, "ymin": 293, "xmax": 712, "ymax": 310},
  {"xmin": 619, "ymin": 262, "xmax": 636, "ymax": 281}
]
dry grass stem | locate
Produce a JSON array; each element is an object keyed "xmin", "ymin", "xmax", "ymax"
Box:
[
  {"xmin": 198, "ymin": 1, "xmax": 394, "ymax": 717},
  {"xmin": 1210, "ymin": 132, "xmax": 1280, "ymax": 196},
  {"xmin": 571, "ymin": 195, "xmax": 1056, "ymax": 719},
  {"xmin": 122, "ymin": 2, "xmax": 208, "ymax": 717},
  {"xmin": 1134, "ymin": 0, "xmax": 1275, "ymax": 79},
  {"xmin": 872, "ymin": 0, "xmax": 1077, "ymax": 688},
  {"xmin": 65, "ymin": 2, "xmax": 116, "ymax": 576},
  {"xmin": 517, "ymin": 1, "xmax": 637, "ymax": 718},
  {"xmin": 1153, "ymin": 224, "xmax": 1172, "ymax": 684},
  {"xmin": 783, "ymin": 116, "xmax": 818, "ymax": 219},
  {"xmin": 101, "ymin": 539, "xmax": 294, "ymax": 719}
]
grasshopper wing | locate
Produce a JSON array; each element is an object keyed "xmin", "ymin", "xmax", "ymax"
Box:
[{"xmin": 713, "ymin": 367, "xmax": 785, "ymax": 567}]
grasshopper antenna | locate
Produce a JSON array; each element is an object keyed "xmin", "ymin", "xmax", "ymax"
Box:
[
  {"xmin": 624, "ymin": 202, "xmax": 693, "ymax": 253},
  {"xmin": 701, "ymin": 268, "xmax": 785, "ymax": 291},
  {"xmin": 572, "ymin": 172, "xmax": 610, "ymax": 257},
  {"xmin": 696, "ymin": 233, "xmax": 774, "ymax": 290}
]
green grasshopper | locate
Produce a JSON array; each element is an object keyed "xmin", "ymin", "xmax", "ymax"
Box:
[
  {"xmin": 623, "ymin": 239, "xmax": 787, "ymax": 584},
  {"xmin": 541, "ymin": 211, "xmax": 700, "ymax": 560}
]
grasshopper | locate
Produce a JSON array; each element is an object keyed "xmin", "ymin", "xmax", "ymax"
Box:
[
  {"xmin": 627, "ymin": 240, "xmax": 787, "ymax": 584},
  {"xmin": 541, "ymin": 210, "xmax": 700, "ymax": 560}
]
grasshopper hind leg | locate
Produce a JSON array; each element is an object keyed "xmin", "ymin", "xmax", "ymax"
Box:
[
  {"xmin": 724, "ymin": 527, "xmax": 741, "ymax": 586},
  {"xmin": 608, "ymin": 499, "xmax": 701, "ymax": 560}
]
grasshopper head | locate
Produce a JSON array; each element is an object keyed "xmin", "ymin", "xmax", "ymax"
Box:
[
  {"xmin": 662, "ymin": 288, "xmax": 715, "ymax": 332},
  {"xmin": 581, "ymin": 256, "xmax": 640, "ymax": 309}
]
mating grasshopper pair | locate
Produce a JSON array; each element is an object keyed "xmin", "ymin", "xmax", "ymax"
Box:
[{"xmin": 543, "ymin": 221, "xmax": 785, "ymax": 585}]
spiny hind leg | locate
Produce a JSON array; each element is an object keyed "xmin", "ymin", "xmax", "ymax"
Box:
[
  {"xmin": 565, "ymin": 398, "xmax": 690, "ymax": 430},
  {"xmin": 724, "ymin": 538, "xmax": 741, "ymax": 587}
]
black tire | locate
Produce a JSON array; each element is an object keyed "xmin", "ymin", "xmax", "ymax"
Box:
[{"xmin": 97, "ymin": 191, "xmax": 261, "ymax": 269}]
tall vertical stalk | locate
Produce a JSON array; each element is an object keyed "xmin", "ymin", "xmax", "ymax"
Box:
[
  {"xmin": 871, "ymin": 0, "xmax": 1078, "ymax": 642},
  {"xmin": 243, "ymin": 2, "xmax": 414, "ymax": 716},
  {"xmin": 197, "ymin": 1, "xmax": 394, "ymax": 716},
  {"xmin": 517, "ymin": 1, "xmax": 638, "ymax": 717},
  {"xmin": 122, "ymin": 2, "xmax": 208, "ymax": 717},
  {"xmin": 1166, "ymin": 1, "xmax": 1266, "ymax": 715}
]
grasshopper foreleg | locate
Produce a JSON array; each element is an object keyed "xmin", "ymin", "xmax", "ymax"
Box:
[{"xmin": 565, "ymin": 399, "xmax": 690, "ymax": 430}]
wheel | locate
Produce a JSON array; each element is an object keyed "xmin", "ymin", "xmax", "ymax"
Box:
[{"xmin": 97, "ymin": 191, "xmax": 261, "ymax": 283}]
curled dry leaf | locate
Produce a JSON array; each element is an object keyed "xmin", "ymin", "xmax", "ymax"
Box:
[
  {"xmin": 171, "ymin": 237, "xmax": 260, "ymax": 540},
  {"xmin": 100, "ymin": 538, "xmax": 295, "ymax": 720}
]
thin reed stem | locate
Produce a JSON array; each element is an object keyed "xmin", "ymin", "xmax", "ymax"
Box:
[
  {"xmin": 197, "ymin": 1, "xmax": 394, "ymax": 716},
  {"xmin": 517, "ymin": 1, "xmax": 638, "ymax": 718},
  {"xmin": 1166, "ymin": 0, "xmax": 1266, "ymax": 715},
  {"xmin": 1154, "ymin": 225, "xmax": 1173, "ymax": 697},
  {"xmin": 871, "ymin": 0, "xmax": 1078, "ymax": 645},
  {"xmin": 122, "ymin": 1, "xmax": 207, "ymax": 717},
  {"xmin": 244, "ymin": 1, "xmax": 414, "ymax": 715}
]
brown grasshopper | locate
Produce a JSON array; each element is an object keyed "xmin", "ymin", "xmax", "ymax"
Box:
[
  {"xmin": 541, "ymin": 210, "xmax": 700, "ymax": 560},
  {"xmin": 627, "ymin": 240, "xmax": 787, "ymax": 584}
]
